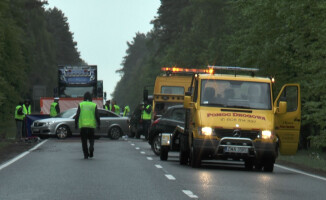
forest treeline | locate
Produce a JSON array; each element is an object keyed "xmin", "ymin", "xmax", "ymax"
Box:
[
  {"xmin": 0, "ymin": 0, "xmax": 82, "ymax": 122},
  {"xmin": 113, "ymin": 0, "xmax": 326, "ymax": 149}
]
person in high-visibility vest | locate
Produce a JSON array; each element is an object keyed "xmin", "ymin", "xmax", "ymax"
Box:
[
  {"xmin": 22, "ymin": 99, "xmax": 31, "ymax": 115},
  {"xmin": 123, "ymin": 105, "xmax": 130, "ymax": 117},
  {"xmin": 104, "ymin": 100, "xmax": 112, "ymax": 111},
  {"xmin": 112, "ymin": 100, "xmax": 120, "ymax": 115},
  {"xmin": 75, "ymin": 92, "xmax": 100, "ymax": 159},
  {"xmin": 141, "ymin": 101, "xmax": 152, "ymax": 140},
  {"xmin": 50, "ymin": 97, "xmax": 60, "ymax": 117},
  {"xmin": 22, "ymin": 99, "xmax": 31, "ymax": 138},
  {"xmin": 15, "ymin": 102, "xmax": 24, "ymax": 140}
]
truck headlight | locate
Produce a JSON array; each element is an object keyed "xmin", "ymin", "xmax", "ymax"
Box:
[
  {"xmin": 261, "ymin": 130, "xmax": 272, "ymax": 139},
  {"xmin": 199, "ymin": 127, "xmax": 214, "ymax": 136}
]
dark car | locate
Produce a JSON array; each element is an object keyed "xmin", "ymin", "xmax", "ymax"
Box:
[{"xmin": 148, "ymin": 105, "xmax": 185, "ymax": 155}]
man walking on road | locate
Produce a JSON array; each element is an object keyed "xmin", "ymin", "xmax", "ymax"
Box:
[{"xmin": 75, "ymin": 92, "xmax": 100, "ymax": 159}]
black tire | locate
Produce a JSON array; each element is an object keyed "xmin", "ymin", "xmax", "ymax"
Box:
[
  {"xmin": 190, "ymin": 145, "xmax": 201, "ymax": 168},
  {"xmin": 179, "ymin": 150, "xmax": 189, "ymax": 165},
  {"xmin": 109, "ymin": 126, "xmax": 122, "ymax": 140},
  {"xmin": 56, "ymin": 125, "xmax": 69, "ymax": 139},
  {"xmin": 263, "ymin": 161, "xmax": 274, "ymax": 172},
  {"xmin": 244, "ymin": 159, "xmax": 254, "ymax": 170},
  {"xmin": 160, "ymin": 146, "xmax": 168, "ymax": 161},
  {"xmin": 255, "ymin": 164, "xmax": 263, "ymax": 171},
  {"xmin": 151, "ymin": 135, "xmax": 161, "ymax": 156}
]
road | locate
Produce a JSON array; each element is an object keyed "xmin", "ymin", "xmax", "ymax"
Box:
[{"xmin": 0, "ymin": 137, "xmax": 325, "ymax": 200}]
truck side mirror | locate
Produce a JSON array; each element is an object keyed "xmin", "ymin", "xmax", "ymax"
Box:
[
  {"xmin": 184, "ymin": 96, "xmax": 193, "ymax": 108},
  {"xmin": 277, "ymin": 101, "xmax": 287, "ymax": 114}
]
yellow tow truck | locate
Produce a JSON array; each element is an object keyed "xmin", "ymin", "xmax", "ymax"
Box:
[
  {"xmin": 148, "ymin": 68, "xmax": 192, "ymax": 155},
  {"xmin": 161, "ymin": 66, "xmax": 301, "ymax": 172}
]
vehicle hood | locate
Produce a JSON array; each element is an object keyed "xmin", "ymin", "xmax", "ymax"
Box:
[{"xmin": 198, "ymin": 107, "xmax": 274, "ymax": 130}]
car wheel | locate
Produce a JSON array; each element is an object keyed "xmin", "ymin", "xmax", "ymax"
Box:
[
  {"xmin": 109, "ymin": 126, "xmax": 122, "ymax": 140},
  {"xmin": 151, "ymin": 135, "xmax": 161, "ymax": 156},
  {"xmin": 190, "ymin": 145, "xmax": 201, "ymax": 168},
  {"xmin": 160, "ymin": 146, "xmax": 168, "ymax": 161},
  {"xmin": 56, "ymin": 125, "xmax": 69, "ymax": 139}
]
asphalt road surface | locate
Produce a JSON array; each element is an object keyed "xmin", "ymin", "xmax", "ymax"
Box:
[{"xmin": 0, "ymin": 137, "xmax": 326, "ymax": 200}]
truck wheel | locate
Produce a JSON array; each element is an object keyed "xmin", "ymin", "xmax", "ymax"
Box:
[
  {"xmin": 179, "ymin": 150, "xmax": 189, "ymax": 165},
  {"xmin": 151, "ymin": 135, "xmax": 161, "ymax": 156},
  {"xmin": 160, "ymin": 146, "xmax": 168, "ymax": 161},
  {"xmin": 56, "ymin": 125, "xmax": 69, "ymax": 139},
  {"xmin": 190, "ymin": 145, "xmax": 201, "ymax": 168},
  {"xmin": 263, "ymin": 161, "xmax": 274, "ymax": 172},
  {"xmin": 244, "ymin": 159, "xmax": 254, "ymax": 170}
]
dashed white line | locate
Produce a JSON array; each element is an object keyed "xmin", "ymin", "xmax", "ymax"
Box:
[
  {"xmin": 0, "ymin": 140, "xmax": 48, "ymax": 171},
  {"xmin": 165, "ymin": 174, "xmax": 176, "ymax": 180},
  {"xmin": 131, "ymin": 143, "xmax": 135, "ymax": 146},
  {"xmin": 135, "ymin": 147, "xmax": 140, "ymax": 150},
  {"xmin": 147, "ymin": 157, "xmax": 153, "ymax": 160},
  {"xmin": 275, "ymin": 164, "xmax": 326, "ymax": 182},
  {"xmin": 140, "ymin": 151, "xmax": 145, "ymax": 154},
  {"xmin": 155, "ymin": 164, "xmax": 163, "ymax": 169},
  {"xmin": 182, "ymin": 190, "xmax": 198, "ymax": 199}
]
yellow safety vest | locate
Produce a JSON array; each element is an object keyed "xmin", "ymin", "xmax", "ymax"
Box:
[
  {"xmin": 50, "ymin": 102, "xmax": 58, "ymax": 117},
  {"xmin": 15, "ymin": 105, "xmax": 25, "ymax": 120},
  {"xmin": 142, "ymin": 105, "xmax": 152, "ymax": 120},
  {"xmin": 79, "ymin": 101, "xmax": 97, "ymax": 128}
]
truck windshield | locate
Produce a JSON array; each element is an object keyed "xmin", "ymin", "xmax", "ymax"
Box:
[{"xmin": 200, "ymin": 79, "xmax": 271, "ymax": 110}]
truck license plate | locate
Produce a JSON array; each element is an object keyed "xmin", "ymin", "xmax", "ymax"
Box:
[{"xmin": 224, "ymin": 146, "xmax": 248, "ymax": 153}]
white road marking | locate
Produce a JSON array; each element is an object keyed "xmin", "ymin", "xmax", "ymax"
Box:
[
  {"xmin": 275, "ymin": 164, "xmax": 326, "ymax": 181},
  {"xmin": 165, "ymin": 174, "xmax": 176, "ymax": 180},
  {"xmin": 140, "ymin": 151, "xmax": 145, "ymax": 154},
  {"xmin": 147, "ymin": 157, "xmax": 153, "ymax": 160},
  {"xmin": 182, "ymin": 190, "xmax": 198, "ymax": 199},
  {"xmin": 135, "ymin": 147, "xmax": 140, "ymax": 150},
  {"xmin": 0, "ymin": 140, "xmax": 48, "ymax": 171},
  {"xmin": 131, "ymin": 143, "xmax": 135, "ymax": 146},
  {"xmin": 155, "ymin": 164, "xmax": 163, "ymax": 169}
]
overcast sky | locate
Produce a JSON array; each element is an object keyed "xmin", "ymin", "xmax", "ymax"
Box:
[{"xmin": 46, "ymin": 0, "xmax": 160, "ymax": 98}]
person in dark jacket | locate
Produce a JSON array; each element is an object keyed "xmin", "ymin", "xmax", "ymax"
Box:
[{"xmin": 75, "ymin": 92, "xmax": 100, "ymax": 159}]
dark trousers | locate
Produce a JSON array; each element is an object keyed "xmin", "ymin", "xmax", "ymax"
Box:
[
  {"xmin": 142, "ymin": 120, "xmax": 151, "ymax": 139},
  {"xmin": 80, "ymin": 128, "xmax": 95, "ymax": 157}
]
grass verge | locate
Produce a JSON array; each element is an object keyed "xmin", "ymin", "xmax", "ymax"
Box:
[{"xmin": 277, "ymin": 149, "xmax": 326, "ymax": 172}]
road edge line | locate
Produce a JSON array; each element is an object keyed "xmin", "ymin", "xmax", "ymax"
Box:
[
  {"xmin": 0, "ymin": 139, "xmax": 48, "ymax": 171},
  {"xmin": 275, "ymin": 164, "xmax": 326, "ymax": 181}
]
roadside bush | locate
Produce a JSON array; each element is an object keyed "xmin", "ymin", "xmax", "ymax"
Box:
[{"xmin": 309, "ymin": 131, "xmax": 326, "ymax": 151}]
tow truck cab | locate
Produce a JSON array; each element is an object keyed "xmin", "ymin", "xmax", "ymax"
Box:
[{"xmin": 179, "ymin": 66, "xmax": 301, "ymax": 171}]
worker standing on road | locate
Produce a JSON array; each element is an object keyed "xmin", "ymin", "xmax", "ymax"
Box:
[
  {"xmin": 50, "ymin": 97, "xmax": 60, "ymax": 117},
  {"xmin": 23, "ymin": 99, "xmax": 31, "ymax": 115},
  {"xmin": 141, "ymin": 100, "xmax": 152, "ymax": 140},
  {"xmin": 123, "ymin": 105, "xmax": 130, "ymax": 116},
  {"xmin": 15, "ymin": 102, "xmax": 24, "ymax": 141},
  {"xmin": 112, "ymin": 100, "xmax": 120, "ymax": 115},
  {"xmin": 75, "ymin": 92, "xmax": 100, "ymax": 159},
  {"xmin": 104, "ymin": 100, "xmax": 111, "ymax": 111},
  {"xmin": 22, "ymin": 99, "xmax": 31, "ymax": 138}
]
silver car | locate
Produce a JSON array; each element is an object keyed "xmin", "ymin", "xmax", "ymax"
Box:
[{"xmin": 31, "ymin": 108, "xmax": 129, "ymax": 139}]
